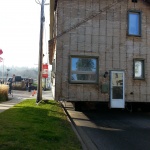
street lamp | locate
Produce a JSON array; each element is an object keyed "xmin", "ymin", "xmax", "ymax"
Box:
[{"xmin": 6, "ymin": 69, "xmax": 10, "ymax": 82}]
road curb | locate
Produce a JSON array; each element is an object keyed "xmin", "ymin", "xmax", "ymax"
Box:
[{"xmin": 60, "ymin": 102, "xmax": 98, "ymax": 150}]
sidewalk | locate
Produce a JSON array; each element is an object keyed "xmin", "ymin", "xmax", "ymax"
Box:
[
  {"xmin": 62, "ymin": 102, "xmax": 98, "ymax": 150},
  {"xmin": 0, "ymin": 90, "xmax": 54, "ymax": 113},
  {"xmin": 0, "ymin": 97, "xmax": 25, "ymax": 113}
]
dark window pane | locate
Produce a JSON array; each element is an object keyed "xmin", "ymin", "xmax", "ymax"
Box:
[
  {"xmin": 71, "ymin": 58, "xmax": 96, "ymax": 72},
  {"xmin": 70, "ymin": 57, "xmax": 98, "ymax": 83},
  {"xmin": 113, "ymin": 86, "xmax": 123, "ymax": 99},
  {"xmin": 71, "ymin": 74, "xmax": 97, "ymax": 81}
]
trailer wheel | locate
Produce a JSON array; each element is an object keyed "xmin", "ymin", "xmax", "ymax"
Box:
[
  {"xmin": 74, "ymin": 102, "xmax": 82, "ymax": 111},
  {"xmin": 126, "ymin": 103, "xmax": 133, "ymax": 112},
  {"xmin": 141, "ymin": 104, "xmax": 150, "ymax": 112}
]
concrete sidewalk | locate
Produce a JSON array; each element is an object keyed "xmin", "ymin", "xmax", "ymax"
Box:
[
  {"xmin": 62, "ymin": 102, "xmax": 98, "ymax": 150},
  {"xmin": 0, "ymin": 97, "xmax": 25, "ymax": 113}
]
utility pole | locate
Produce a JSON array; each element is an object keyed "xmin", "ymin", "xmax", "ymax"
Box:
[{"xmin": 36, "ymin": 0, "xmax": 45, "ymax": 103}]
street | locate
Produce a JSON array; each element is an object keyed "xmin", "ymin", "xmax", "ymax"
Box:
[
  {"xmin": 64, "ymin": 103, "xmax": 150, "ymax": 150},
  {"xmin": 9, "ymin": 90, "xmax": 53, "ymax": 100},
  {"xmin": 83, "ymin": 110, "xmax": 150, "ymax": 150}
]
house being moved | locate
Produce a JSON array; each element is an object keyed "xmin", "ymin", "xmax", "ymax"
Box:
[{"xmin": 49, "ymin": 0, "xmax": 150, "ymax": 111}]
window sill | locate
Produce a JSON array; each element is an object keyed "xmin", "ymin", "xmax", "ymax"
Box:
[
  {"xmin": 69, "ymin": 81, "xmax": 98, "ymax": 84},
  {"xmin": 133, "ymin": 78, "xmax": 145, "ymax": 80},
  {"xmin": 127, "ymin": 33, "xmax": 141, "ymax": 37}
]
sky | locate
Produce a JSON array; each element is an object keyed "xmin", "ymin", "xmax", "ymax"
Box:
[{"xmin": 0, "ymin": 0, "xmax": 50, "ymax": 68}]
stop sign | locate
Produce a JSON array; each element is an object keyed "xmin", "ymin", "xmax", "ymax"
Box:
[
  {"xmin": 0, "ymin": 49, "xmax": 3, "ymax": 55},
  {"xmin": 42, "ymin": 64, "xmax": 48, "ymax": 78}
]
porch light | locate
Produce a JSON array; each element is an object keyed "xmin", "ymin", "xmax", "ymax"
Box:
[{"xmin": 103, "ymin": 71, "xmax": 108, "ymax": 78}]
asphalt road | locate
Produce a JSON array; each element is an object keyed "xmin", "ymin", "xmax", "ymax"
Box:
[
  {"xmin": 9, "ymin": 90, "xmax": 53, "ymax": 100},
  {"xmin": 83, "ymin": 110, "xmax": 150, "ymax": 150},
  {"xmin": 64, "ymin": 102, "xmax": 150, "ymax": 150}
]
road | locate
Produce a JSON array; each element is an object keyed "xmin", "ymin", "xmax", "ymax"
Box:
[
  {"xmin": 9, "ymin": 90, "xmax": 53, "ymax": 100},
  {"xmin": 63, "ymin": 102, "xmax": 150, "ymax": 150}
]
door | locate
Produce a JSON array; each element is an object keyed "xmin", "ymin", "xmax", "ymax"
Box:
[{"xmin": 110, "ymin": 71, "xmax": 125, "ymax": 108}]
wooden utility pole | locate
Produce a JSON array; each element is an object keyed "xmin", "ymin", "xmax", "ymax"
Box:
[{"xmin": 36, "ymin": 0, "xmax": 45, "ymax": 103}]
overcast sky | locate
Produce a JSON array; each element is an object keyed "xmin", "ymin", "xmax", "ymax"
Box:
[{"xmin": 0, "ymin": 0, "xmax": 49, "ymax": 68}]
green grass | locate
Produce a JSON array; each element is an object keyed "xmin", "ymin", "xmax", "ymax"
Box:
[{"xmin": 0, "ymin": 99, "xmax": 82, "ymax": 150}]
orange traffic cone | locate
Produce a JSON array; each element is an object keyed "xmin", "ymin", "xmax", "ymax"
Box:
[
  {"xmin": 32, "ymin": 91, "xmax": 34, "ymax": 96},
  {"xmin": 34, "ymin": 90, "xmax": 36, "ymax": 94},
  {"xmin": 32, "ymin": 90, "xmax": 36, "ymax": 96}
]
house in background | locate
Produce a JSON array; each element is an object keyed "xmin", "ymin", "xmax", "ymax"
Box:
[{"xmin": 49, "ymin": 0, "xmax": 150, "ymax": 111}]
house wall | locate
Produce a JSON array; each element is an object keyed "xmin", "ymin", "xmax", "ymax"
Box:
[{"xmin": 54, "ymin": 0, "xmax": 150, "ymax": 102}]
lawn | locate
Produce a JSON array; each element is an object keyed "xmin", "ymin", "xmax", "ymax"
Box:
[{"xmin": 0, "ymin": 99, "xmax": 82, "ymax": 150}]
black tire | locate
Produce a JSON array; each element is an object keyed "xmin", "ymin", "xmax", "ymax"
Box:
[{"xmin": 74, "ymin": 102, "xmax": 82, "ymax": 111}]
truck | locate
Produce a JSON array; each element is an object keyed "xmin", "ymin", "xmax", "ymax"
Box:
[{"xmin": 8, "ymin": 76, "xmax": 33, "ymax": 83}]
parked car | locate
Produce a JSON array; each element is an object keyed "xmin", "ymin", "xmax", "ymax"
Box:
[
  {"xmin": 7, "ymin": 77, "xmax": 12, "ymax": 82},
  {"xmin": 7, "ymin": 76, "xmax": 23, "ymax": 82},
  {"xmin": 15, "ymin": 76, "xmax": 22, "ymax": 82}
]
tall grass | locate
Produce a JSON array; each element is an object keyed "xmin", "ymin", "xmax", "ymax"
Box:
[{"xmin": 0, "ymin": 84, "xmax": 8, "ymax": 102}]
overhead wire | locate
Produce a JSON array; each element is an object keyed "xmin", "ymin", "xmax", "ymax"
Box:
[
  {"xmin": 35, "ymin": 0, "xmax": 49, "ymax": 64},
  {"xmin": 49, "ymin": 0, "xmax": 124, "ymax": 43},
  {"xmin": 44, "ymin": 14, "xmax": 49, "ymax": 64},
  {"xmin": 35, "ymin": 0, "xmax": 41, "ymax": 5}
]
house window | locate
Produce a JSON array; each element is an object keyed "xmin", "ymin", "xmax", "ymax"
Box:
[
  {"xmin": 128, "ymin": 11, "xmax": 141, "ymax": 36},
  {"xmin": 52, "ymin": 59, "xmax": 56, "ymax": 73},
  {"xmin": 133, "ymin": 59, "xmax": 145, "ymax": 79},
  {"xmin": 70, "ymin": 56, "xmax": 98, "ymax": 83}
]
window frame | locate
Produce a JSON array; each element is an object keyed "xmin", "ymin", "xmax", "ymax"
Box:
[
  {"xmin": 52, "ymin": 59, "xmax": 56, "ymax": 73},
  {"xmin": 69, "ymin": 56, "xmax": 99, "ymax": 84},
  {"xmin": 127, "ymin": 10, "xmax": 142, "ymax": 37},
  {"xmin": 133, "ymin": 59, "xmax": 145, "ymax": 80}
]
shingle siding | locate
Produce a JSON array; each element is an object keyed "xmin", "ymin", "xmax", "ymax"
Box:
[{"xmin": 53, "ymin": 0, "xmax": 150, "ymax": 103}]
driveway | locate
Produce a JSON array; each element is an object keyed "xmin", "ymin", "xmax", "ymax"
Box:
[{"xmin": 64, "ymin": 102, "xmax": 150, "ymax": 150}]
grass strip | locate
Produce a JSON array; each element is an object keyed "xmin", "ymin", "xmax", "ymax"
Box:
[{"xmin": 0, "ymin": 99, "xmax": 82, "ymax": 150}]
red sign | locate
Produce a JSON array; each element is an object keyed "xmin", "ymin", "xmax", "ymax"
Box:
[
  {"xmin": 42, "ymin": 64, "xmax": 48, "ymax": 78},
  {"xmin": 0, "ymin": 49, "xmax": 3, "ymax": 55}
]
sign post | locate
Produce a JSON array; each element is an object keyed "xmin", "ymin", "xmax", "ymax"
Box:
[{"xmin": 0, "ymin": 49, "xmax": 3, "ymax": 82}]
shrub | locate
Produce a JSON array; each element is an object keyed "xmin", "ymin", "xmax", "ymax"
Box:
[{"xmin": 0, "ymin": 84, "xmax": 9, "ymax": 102}]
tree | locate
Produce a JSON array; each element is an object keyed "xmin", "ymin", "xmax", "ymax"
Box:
[{"xmin": 76, "ymin": 58, "xmax": 95, "ymax": 80}]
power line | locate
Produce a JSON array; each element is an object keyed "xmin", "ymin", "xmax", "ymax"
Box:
[
  {"xmin": 49, "ymin": 0, "xmax": 124, "ymax": 43},
  {"xmin": 35, "ymin": 0, "xmax": 49, "ymax": 5},
  {"xmin": 35, "ymin": 0, "xmax": 41, "ymax": 5}
]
